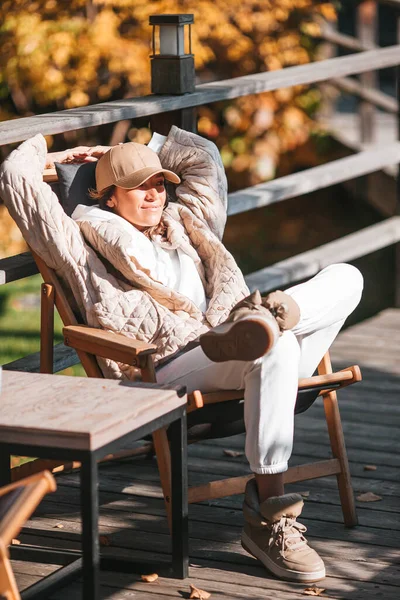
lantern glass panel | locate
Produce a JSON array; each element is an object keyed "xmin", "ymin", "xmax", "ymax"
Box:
[{"xmin": 159, "ymin": 25, "xmax": 184, "ymax": 56}]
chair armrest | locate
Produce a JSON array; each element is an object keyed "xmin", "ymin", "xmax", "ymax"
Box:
[
  {"xmin": 63, "ymin": 325, "xmax": 157, "ymax": 366},
  {"xmin": 298, "ymin": 365, "xmax": 362, "ymax": 392},
  {"xmin": 187, "ymin": 364, "xmax": 362, "ymax": 414}
]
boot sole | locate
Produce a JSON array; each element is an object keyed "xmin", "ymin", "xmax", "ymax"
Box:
[
  {"xmin": 200, "ymin": 317, "xmax": 278, "ymax": 363},
  {"xmin": 241, "ymin": 532, "xmax": 326, "ymax": 583}
]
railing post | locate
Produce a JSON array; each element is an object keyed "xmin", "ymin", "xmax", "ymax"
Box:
[
  {"xmin": 150, "ymin": 107, "xmax": 197, "ymax": 136},
  {"xmin": 395, "ymin": 8, "xmax": 400, "ymax": 307},
  {"xmin": 149, "ymin": 14, "xmax": 197, "ymax": 135},
  {"xmin": 397, "ymin": 10, "xmax": 400, "ymax": 216},
  {"xmin": 317, "ymin": 19, "xmax": 338, "ymax": 124},
  {"xmin": 356, "ymin": 0, "xmax": 378, "ymax": 145}
]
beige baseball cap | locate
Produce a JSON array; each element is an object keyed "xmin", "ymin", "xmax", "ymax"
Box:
[{"xmin": 95, "ymin": 142, "xmax": 180, "ymax": 192}]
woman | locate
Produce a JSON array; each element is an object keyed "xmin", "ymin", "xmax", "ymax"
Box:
[{"xmin": 61, "ymin": 127, "xmax": 363, "ymax": 583}]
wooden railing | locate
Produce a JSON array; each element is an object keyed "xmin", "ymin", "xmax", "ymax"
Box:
[
  {"xmin": 1, "ymin": 0, "xmax": 400, "ymax": 374},
  {"xmin": 318, "ymin": 0, "xmax": 400, "ymax": 145}
]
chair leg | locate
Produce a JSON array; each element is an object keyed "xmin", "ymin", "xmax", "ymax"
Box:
[
  {"xmin": 319, "ymin": 353, "xmax": 358, "ymax": 527},
  {"xmin": 40, "ymin": 283, "xmax": 55, "ymax": 374},
  {"xmin": 140, "ymin": 355, "xmax": 173, "ymax": 530},
  {"xmin": 152, "ymin": 428, "xmax": 173, "ymax": 531},
  {"xmin": 0, "ymin": 554, "xmax": 20, "ymax": 600}
]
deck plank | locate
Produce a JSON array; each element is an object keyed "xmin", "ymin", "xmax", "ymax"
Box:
[{"xmin": 11, "ymin": 308, "xmax": 400, "ymax": 598}]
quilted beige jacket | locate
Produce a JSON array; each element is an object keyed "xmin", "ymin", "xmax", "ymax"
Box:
[{"xmin": 0, "ymin": 126, "xmax": 249, "ymax": 379}]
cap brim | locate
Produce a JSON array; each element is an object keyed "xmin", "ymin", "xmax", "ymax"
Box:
[{"xmin": 116, "ymin": 167, "xmax": 180, "ymax": 189}]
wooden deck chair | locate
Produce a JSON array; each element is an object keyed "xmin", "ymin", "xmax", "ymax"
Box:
[
  {"xmin": 12, "ymin": 166, "xmax": 361, "ymax": 531},
  {"xmin": 0, "ymin": 471, "xmax": 56, "ymax": 600},
  {"xmin": 31, "ymin": 242, "xmax": 362, "ymax": 529}
]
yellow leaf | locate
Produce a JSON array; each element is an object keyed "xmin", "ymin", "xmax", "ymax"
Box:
[
  {"xmin": 303, "ymin": 586, "xmax": 326, "ymax": 596},
  {"xmin": 189, "ymin": 584, "xmax": 211, "ymax": 599},
  {"xmin": 141, "ymin": 573, "xmax": 159, "ymax": 583},
  {"xmin": 99, "ymin": 535, "xmax": 111, "ymax": 546},
  {"xmin": 356, "ymin": 492, "xmax": 382, "ymax": 502},
  {"xmin": 223, "ymin": 449, "xmax": 244, "ymax": 458}
]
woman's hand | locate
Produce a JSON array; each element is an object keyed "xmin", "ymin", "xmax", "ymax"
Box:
[
  {"xmin": 45, "ymin": 145, "xmax": 111, "ymax": 169},
  {"xmin": 64, "ymin": 146, "xmax": 111, "ymax": 163}
]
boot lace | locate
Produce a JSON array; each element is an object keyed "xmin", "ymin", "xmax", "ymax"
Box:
[{"xmin": 268, "ymin": 516, "xmax": 308, "ymax": 558}]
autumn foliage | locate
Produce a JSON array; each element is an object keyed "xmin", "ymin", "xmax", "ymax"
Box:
[{"xmin": 0, "ymin": 1, "xmax": 335, "ymax": 186}]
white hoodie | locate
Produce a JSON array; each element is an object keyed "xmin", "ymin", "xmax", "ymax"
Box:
[{"xmin": 72, "ymin": 203, "xmax": 208, "ymax": 312}]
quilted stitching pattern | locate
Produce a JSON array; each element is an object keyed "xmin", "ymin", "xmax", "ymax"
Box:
[{"xmin": 0, "ymin": 128, "xmax": 250, "ymax": 378}]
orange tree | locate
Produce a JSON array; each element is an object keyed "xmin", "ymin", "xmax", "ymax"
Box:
[{"xmin": 0, "ymin": 0, "xmax": 336, "ymax": 189}]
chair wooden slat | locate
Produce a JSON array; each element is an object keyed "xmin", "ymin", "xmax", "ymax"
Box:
[{"xmin": 0, "ymin": 471, "xmax": 56, "ymax": 600}]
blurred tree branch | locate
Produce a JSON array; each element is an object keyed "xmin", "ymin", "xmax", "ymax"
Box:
[{"xmin": 0, "ymin": 0, "xmax": 336, "ymax": 186}]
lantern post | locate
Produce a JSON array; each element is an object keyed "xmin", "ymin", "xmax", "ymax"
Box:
[{"xmin": 149, "ymin": 14, "xmax": 197, "ymax": 134}]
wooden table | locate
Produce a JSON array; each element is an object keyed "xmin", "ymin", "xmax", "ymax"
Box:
[{"xmin": 0, "ymin": 371, "xmax": 188, "ymax": 600}]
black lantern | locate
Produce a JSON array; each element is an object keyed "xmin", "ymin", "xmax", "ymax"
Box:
[{"xmin": 149, "ymin": 14, "xmax": 195, "ymax": 95}]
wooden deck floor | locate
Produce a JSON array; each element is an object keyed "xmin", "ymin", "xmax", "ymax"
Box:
[{"xmin": 12, "ymin": 308, "xmax": 400, "ymax": 599}]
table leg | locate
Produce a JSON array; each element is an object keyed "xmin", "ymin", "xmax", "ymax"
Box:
[
  {"xmin": 80, "ymin": 453, "xmax": 100, "ymax": 600},
  {"xmin": 0, "ymin": 447, "xmax": 11, "ymax": 487},
  {"xmin": 169, "ymin": 410, "xmax": 188, "ymax": 579}
]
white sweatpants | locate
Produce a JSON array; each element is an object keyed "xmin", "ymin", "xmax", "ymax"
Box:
[{"xmin": 157, "ymin": 264, "xmax": 363, "ymax": 475}]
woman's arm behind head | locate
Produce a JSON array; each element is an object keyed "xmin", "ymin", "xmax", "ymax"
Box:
[{"xmin": 159, "ymin": 126, "xmax": 228, "ymax": 241}]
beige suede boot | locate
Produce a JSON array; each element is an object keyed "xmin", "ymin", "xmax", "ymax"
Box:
[
  {"xmin": 200, "ymin": 289, "xmax": 300, "ymax": 363},
  {"xmin": 262, "ymin": 290, "xmax": 300, "ymax": 331},
  {"xmin": 200, "ymin": 291, "xmax": 280, "ymax": 362},
  {"xmin": 241, "ymin": 479, "xmax": 326, "ymax": 583}
]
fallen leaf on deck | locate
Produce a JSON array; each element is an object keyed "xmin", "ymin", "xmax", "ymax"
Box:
[
  {"xmin": 141, "ymin": 573, "xmax": 159, "ymax": 583},
  {"xmin": 356, "ymin": 492, "xmax": 382, "ymax": 502},
  {"xmin": 11, "ymin": 539, "xmax": 21, "ymax": 545},
  {"xmin": 363, "ymin": 465, "xmax": 377, "ymax": 471},
  {"xmin": 54, "ymin": 523, "xmax": 64, "ymax": 529},
  {"xmin": 223, "ymin": 449, "xmax": 243, "ymax": 458},
  {"xmin": 99, "ymin": 535, "xmax": 111, "ymax": 546},
  {"xmin": 299, "ymin": 491, "xmax": 310, "ymax": 498},
  {"xmin": 303, "ymin": 586, "xmax": 326, "ymax": 596},
  {"xmin": 189, "ymin": 583, "xmax": 211, "ymax": 599}
]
